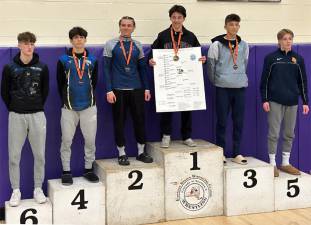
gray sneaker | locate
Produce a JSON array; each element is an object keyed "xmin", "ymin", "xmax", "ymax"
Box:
[
  {"xmin": 183, "ymin": 138, "xmax": 197, "ymax": 147},
  {"xmin": 161, "ymin": 135, "xmax": 171, "ymax": 148}
]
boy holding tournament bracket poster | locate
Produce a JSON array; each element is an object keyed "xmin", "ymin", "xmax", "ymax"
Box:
[
  {"xmin": 149, "ymin": 4, "xmax": 206, "ymax": 148},
  {"xmin": 207, "ymin": 14, "xmax": 249, "ymax": 165}
]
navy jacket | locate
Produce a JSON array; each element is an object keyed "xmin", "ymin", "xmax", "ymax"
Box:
[{"xmin": 260, "ymin": 48, "xmax": 308, "ymax": 106}]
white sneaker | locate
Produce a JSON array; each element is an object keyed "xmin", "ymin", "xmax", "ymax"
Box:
[
  {"xmin": 9, "ymin": 189, "xmax": 21, "ymax": 207},
  {"xmin": 34, "ymin": 188, "xmax": 47, "ymax": 204},
  {"xmin": 161, "ymin": 135, "xmax": 171, "ymax": 148},
  {"xmin": 183, "ymin": 138, "xmax": 197, "ymax": 147}
]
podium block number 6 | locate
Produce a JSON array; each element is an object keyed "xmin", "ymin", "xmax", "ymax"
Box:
[
  {"xmin": 243, "ymin": 169, "xmax": 257, "ymax": 188},
  {"xmin": 20, "ymin": 208, "xmax": 38, "ymax": 224},
  {"xmin": 287, "ymin": 178, "xmax": 300, "ymax": 198},
  {"xmin": 71, "ymin": 189, "xmax": 88, "ymax": 210},
  {"xmin": 128, "ymin": 170, "xmax": 143, "ymax": 190}
]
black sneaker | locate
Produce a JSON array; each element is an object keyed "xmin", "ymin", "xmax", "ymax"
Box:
[
  {"xmin": 61, "ymin": 172, "xmax": 73, "ymax": 186},
  {"xmin": 136, "ymin": 153, "xmax": 153, "ymax": 163},
  {"xmin": 83, "ymin": 169, "xmax": 99, "ymax": 183},
  {"xmin": 118, "ymin": 155, "xmax": 130, "ymax": 166}
]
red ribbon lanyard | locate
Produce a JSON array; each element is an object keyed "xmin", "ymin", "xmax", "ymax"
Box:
[{"xmin": 72, "ymin": 49, "xmax": 87, "ymax": 80}]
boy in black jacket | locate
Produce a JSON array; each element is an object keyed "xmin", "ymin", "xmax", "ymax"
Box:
[
  {"xmin": 260, "ymin": 29, "xmax": 309, "ymax": 177},
  {"xmin": 1, "ymin": 32, "xmax": 49, "ymax": 206}
]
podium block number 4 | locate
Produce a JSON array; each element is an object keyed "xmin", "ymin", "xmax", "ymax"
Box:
[
  {"xmin": 128, "ymin": 170, "xmax": 143, "ymax": 190},
  {"xmin": 71, "ymin": 189, "xmax": 88, "ymax": 210}
]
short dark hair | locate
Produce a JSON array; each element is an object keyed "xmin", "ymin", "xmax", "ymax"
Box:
[
  {"xmin": 69, "ymin": 27, "xmax": 88, "ymax": 40},
  {"xmin": 119, "ymin": 16, "xmax": 136, "ymax": 27},
  {"xmin": 17, "ymin": 32, "xmax": 36, "ymax": 43},
  {"xmin": 225, "ymin": 14, "xmax": 241, "ymax": 24},
  {"xmin": 169, "ymin": 5, "xmax": 186, "ymax": 18}
]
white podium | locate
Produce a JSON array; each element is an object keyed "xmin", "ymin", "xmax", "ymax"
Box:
[
  {"xmin": 147, "ymin": 140, "xmax": 224, "ymax": 221},
  {"xmin": 48, "ymin": 177, "xmax": 105, "ymax": 224},
  {"xmin": 275, "ymin": 171, "xmax": 311, "ymax": 211},
  {"xmin": 224, "ymin": 157, "xmax": 274, "ymax": 216},
  {"xmin": 5, "ymin": 198, "xmax": 52, "ymax": 224},
  {"xmin": 95, "ymin": 158, "xmax": 164, "ymax": 225}
]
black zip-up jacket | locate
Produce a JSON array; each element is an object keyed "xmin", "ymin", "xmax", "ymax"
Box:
[
  {"xmin": 1, "ymin": 52, "xmax": 49, "ymax": 113},
  {"xmin": 149, "ymin": 25, "xmax": 201, "ymax": 58},
  {"xmin": 260, "ymin": 48, "xmax": 308, "ymax": 106}
]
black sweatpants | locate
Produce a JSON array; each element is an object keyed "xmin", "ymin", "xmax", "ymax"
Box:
[
  {"xmin": 112, "ymin": 89, "xmax": 146, "ymax": 147},
  {"xmin": 160, "ymin": 111, "xmax": 192, "ymax": 140}
]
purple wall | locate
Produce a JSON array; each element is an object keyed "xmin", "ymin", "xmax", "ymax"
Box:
[{"xmin": 0, "ymin": 44, "xmax": 310, "ymax": 207}]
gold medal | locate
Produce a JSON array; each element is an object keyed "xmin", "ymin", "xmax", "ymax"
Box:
[{"xmin": 173, "ymin": 55, "xmax": 179, "ymax": 61}]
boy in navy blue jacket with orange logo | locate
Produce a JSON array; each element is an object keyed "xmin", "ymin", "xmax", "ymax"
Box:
[{"xmin": 260, "ymin": 29, "xmax": 309, "ymax": 177}]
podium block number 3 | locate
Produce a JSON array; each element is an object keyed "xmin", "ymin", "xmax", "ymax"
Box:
[
  {"xmin": 128, "ymin": 170, "xmax": 143, "ymax": 190},
  {"xmin": 71, "ymin": 189, "xmax": 89, "ymax": 210},
  {"xmin": 20, "ymin": 208, "xmax": 38, "ymax": 224},
  {"xmin": 287, "ymin": 178, "xmax": 300, "ymax": 198},
  {"xmin": 243, "ymin": 169, "xmax": 257, "ymax": 188},
  {"xmin": 190, "ymin": 152, "xmax": 200, "ymax": 171}
]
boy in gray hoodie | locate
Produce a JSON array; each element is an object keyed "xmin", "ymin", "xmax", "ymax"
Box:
[{"xmin": 207, "ymin": 14, "xmax": 249, "ymax": 164}]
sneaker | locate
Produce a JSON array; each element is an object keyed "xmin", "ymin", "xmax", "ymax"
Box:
[
  {"xmin": 274, "ymin": 166, "xmax": 279, "ymax": 177},
  {"xmin": 280, "ymin": 165, "xmax": 301, "ymax": 175},
  {"xmin": 136, "ymin": 153, "xmax": 153, "ymax": 163},
  {"xmin": 183, "ymin": 138, "xmax": 197, "ymax": 147},
  {"xmin": 34, "ymin": 188, "xmax": 47, "ymax": 204},
  {"xmin": 61, "ymin": 172, "xmax": 73, "ymax": 186},
  {"xmin": 161, "ymin": 135, "xmax": 171, "ymax": 148},
  {"xmin": 9, "ymin": 189, "xmax": 21, "ymax": 207},
  {"xmin": 83, "ymin": 169, "xmax": 99, "ymax": 183},
  {"xmin": 118, "ymin": 155, "xmax": 130, "ymax": 166}
]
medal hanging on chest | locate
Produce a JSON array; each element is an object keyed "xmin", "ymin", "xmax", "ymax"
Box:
[
  {"xmin": 228, "ymin": 39, "xmax": 239, "ymax": 70},
  {"xmin": 120, "ymin": 37, "xmax": 133, "ymax": 74},
  {"xmin": 72, "ymin": 49, "xmax": 87, "ymax": 85},
  {"xmin": 170, "ymin": 28, "xmax": 182, "ymax": 61}
]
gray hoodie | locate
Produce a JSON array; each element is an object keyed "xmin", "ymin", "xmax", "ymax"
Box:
[{"xmin": 207, "ymin": 34, "xmax": 249, "ymax": 88}]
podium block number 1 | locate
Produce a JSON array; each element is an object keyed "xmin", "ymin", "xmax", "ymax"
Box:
[
  {"xmin": 20, "ymin": 208, "xmax": 38, "ymax": 224},
  {"xmin": 71, "ymin": 189, "xmax": 88, "ymax": 210},
  {"xmin": 190, "ymin": 152, "xmax": 200, "ymax": 171},
  {"xmin": 128, "ymin": 170, "xmax": 143, "ymax": 190}
]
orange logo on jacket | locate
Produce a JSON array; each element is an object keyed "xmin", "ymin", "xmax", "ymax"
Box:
[{"xmin": 292, "ymin": 57, "xmax": 297, "ymax": 64}]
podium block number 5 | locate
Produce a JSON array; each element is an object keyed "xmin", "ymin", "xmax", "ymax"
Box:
[
  {"xmin": 287, "ymin": 178, "xmax": 300, "ymax": 198},
  {"xmin": 243, "ymin": 169, "xmax": 257, "ymax": 188},
  {"xmin": 71, "ymin": 189, "xmax": 88, "ymax": 210},
  {"xmin": 128, "ymin": 170, "xmax": 143, "ymax": 190}
]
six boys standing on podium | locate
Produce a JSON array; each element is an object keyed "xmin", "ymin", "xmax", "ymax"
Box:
[
  {"xmin": 260, "ymin": 29, "xmax": 309, "ymax": 177},
  {"xmin": 1, "ymin": 32, "xmax": 49, "ymax": 206},
  {"xmin": 57, "ymin": 27, "xmax": 99, "ymax": 185},
  {"xmin": 149, "ymin": 5, "xmax": 206, "ymax": 148}
]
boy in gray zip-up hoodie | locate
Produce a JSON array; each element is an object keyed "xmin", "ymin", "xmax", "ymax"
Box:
[{"xmin": 207, "ymin": 14, "xmax": 249, "ymax": 165}]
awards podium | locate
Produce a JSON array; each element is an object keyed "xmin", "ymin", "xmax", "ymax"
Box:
[{"xmin": 5, "ymin": 139, "xmax": 311, "ymax": 224}]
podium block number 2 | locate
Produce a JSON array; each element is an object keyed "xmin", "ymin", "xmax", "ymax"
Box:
[
  {"xmin": 20, "ymin": 208, "xmax": 38, "ymax": 224},
  {"xmin": 243, "ymin": 169, "xmax": 257, "ymax": 188},
  {"xmin": 128, "ymin": 170, "xmax": 143, "ymax": 190},
  {"xmin": 71, "ymin": 189, "xmax": 88, "ymax": 210}
]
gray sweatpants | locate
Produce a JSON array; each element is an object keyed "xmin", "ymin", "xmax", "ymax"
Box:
[
  {"xmin": 267, "ymin": 101, "xmax": 298, "ymax": 154},
  {"xmin": 8, "ymin": 112, "xmax": 46, "ymax": 189},
  {"xmin": 60, "ymin": 106, "xmax": 97, "ymax": 171}
]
